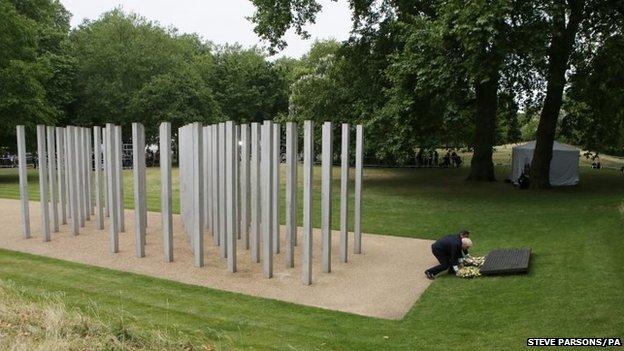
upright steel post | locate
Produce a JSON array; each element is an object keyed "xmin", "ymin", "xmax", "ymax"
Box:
[
  {"xmin": 285, "ymin": 122, "xmax": 297, "ymax": 268},
  {"xmin": 93, "ymin": 127, "xmax": 104, "ymax": 230},
  {"xmin": 192, "ymin": 122, "xmax": 204, "ymax": 267},
  {"xmin": 75, "ymin": 127, "xmax": 85, "ymax": 227},
  {"xmin": 354, "ymin": 124, "xmax": 363, "ymax": 254},
  {"xmin": 103, "ymin": 129, "xmax": 109, "ymax": 218},
  {"xmin": 16, "ymin": 125, "xmax": 30, "ymax": 238},
  {"xmin": 105, "ymin": 124, "xmax": 119, "ymax": 252},
  {"xmin": 250, "ymin": 123, "xmax": 260, "ymax": 263},
  {"xmin": 321, "ymin": 122, "xmax": 333, "ymax": 273},
  {"xmin": 272, "ymin": 123, "xmax": 280, "ymax": 253},
  {"xmin": 64, "ymin": 128, "xmax": 71, "ymax": 221},
  {"xmin": 86, "ymin": 128, "xmax": 93, "ymax": 216},
  {"xmin": 340, "ymin": 123, "xmax": 350, "ymax": 263},
  {"xmin": 226, "ymin": 121, "xmax": 236, "ymax": 272},
  {"xmin": 207, "ymin": 126, "xmax": 214, "ymax": 234},
  {"xmin": 67, "ymin": 127, "xmax": 79, "ymax": 235},
  {"xmin": 211, "ymin": 124, "xmax": 220, "ymax": 246},
  {"xmin": 235, "ymin": 125, "xmax": 240, "ymax": 240},
  {"xmin": 302, "ymin": 121, "xmax": 314, "ymax": 285},
  {"xmin": 115, "ymin": 125, "xmax": 124, "ymax": 232},
  {"xmin": 160, "ymin": 122, "xmax": 173, "ymax": 262},
  {"xmin": 46, "ymin": 126, "xmax": 59, "ymax": 232},
  {"xmin": 133, "ymin": 123, "xmax": 147, "ymax": 257},
  {"xmin": 56, "ymin": 127, "xmax": 67, "ymax": 225},
  {"xmin": 81, "ymin": 128, "xmax": 90, "ymax": 221},
  {"xmin": 240, "ymin": 124, "xmax": 250, "ymax": 249},
  {"xmin": 36, "ymin": 125, "xmax": 50, "ymax": 241},
  {"xmin": 218, "ymin": 122, "xmax": 226, "ymax": 258},
  {"xmin": 262, "ymin": 121, "xmax": 273, "ymax": 278}
]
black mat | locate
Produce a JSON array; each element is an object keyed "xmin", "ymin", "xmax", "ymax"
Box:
[{"xmin": 480, "ymin": 248, "xmax": 531, "ymax": 275}]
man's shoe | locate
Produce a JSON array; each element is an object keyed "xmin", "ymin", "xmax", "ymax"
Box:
[{"xmin": 425, "ymin": 271, "xmax": 435, "ymax": 280}]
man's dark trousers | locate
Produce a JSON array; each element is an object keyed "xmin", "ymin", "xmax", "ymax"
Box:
[{"xmin": 426, "ymin": 246, "xmax": 452, "ymax": 275}]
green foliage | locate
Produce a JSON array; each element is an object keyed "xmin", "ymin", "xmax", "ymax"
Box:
[
  {"xmin": 288, "ymin": 40, "xmax": 344, "ymax": 123},
  {"xmin": 285, "ymin": 39, "xmax": 394, "ymax": 162},
  {"xmin": 377, "ymin": 1, "xmax": 513, "ymax": 167},
  {"xmin": 63, "ymin": 9, "xmax": 291, "ymax": 140},
  {"xmin": 498, "ymin": 92, "xmax": 521, "ymax": 144},
  {"xmin": 1, "ymin": 3, "xmax": 293, "ymax": 145},
  {"xmin": 333, "ymin": 28, "xmax": 400, "ymax": 163},
  {"xmin": 248, "ymin": 0, "xmax": 624, "ymax": 175},
  {"xmin": 562, "ymin": 35, "xmax": 624, "ymax": 154},
  {"xmin": 2, "ymin": 0, "xmax": 621, "ymax": 168},
  {"xmin": 519, "ymin": 112, "xmax": 539, "ymax": 141},
  {"xmin": 249, "ymin": 0, "xmax": 321, "ymax": 53},
  {"xmin": 382, "ymin": 12, "xmax": 474, "ymax": 162},
  {"xmin": 210, "ymin": 45, "xmax": 289, "ymax": 123},
  {"xmin": 0, "ymin": 1, "xmax": 37, "ymax": 65},
  {"xmin": 249, "ymin": 0, "xmax": 546, "ymax": 168},
  {"xmin": 0, "ymin": 0, "xmax": 70, "ymax": 148},
  {"xmin": 68, "ymin": 10, "xmax": 208, "ymax": 128},
  {"xmin": 128, "ymin": 62, "xmax": 223, "ymax": 143}
]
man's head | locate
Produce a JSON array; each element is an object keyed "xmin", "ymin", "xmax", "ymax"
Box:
[
  {"xmin": 459, "ymin": 229, "xmax": 470, "ymax": 238},
  {"xmin": 461, "ymin": 237, "xmax": 473, "ymax": 250}
]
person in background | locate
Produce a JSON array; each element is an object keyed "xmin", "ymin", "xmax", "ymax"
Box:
[
  {"xmin": 442, "ymin": 152, "xmax": 451, "ymax": 168},
  {"xmin": 425, "ymin": 230, "xmax": 473, "ymax": 279},
  {"xmin": 451, "ymin": 151, "xmax": 461, "ymax": 168},
  {"xmin": 518, "ymin": 162, "xmax": 531, "ymax": 189}
]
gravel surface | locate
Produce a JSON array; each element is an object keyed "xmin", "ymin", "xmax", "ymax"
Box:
[{"xmin": 0, "ymin": 199, "xmax": 435, "ymax": 319}]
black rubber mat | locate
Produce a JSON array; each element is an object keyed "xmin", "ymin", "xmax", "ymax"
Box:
[{"xmin": 480, "ymin": 248, "xmax": 531, "ymax": 275}]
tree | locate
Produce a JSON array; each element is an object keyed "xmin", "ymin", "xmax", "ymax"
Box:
[
  {"xmin": 396, "ymin": 0, "xmax": 512, "ymax": 181},
  {"xmin": 287, "ymin": 40, "xmax": 343, "ymax": 123},
  {"xmin": 128, "ymin": 62, "xmax": 223, "ymax": 143},
  {"xmin": 249, "ymin": 0, "xmax": 538, "ymax": 179},
  {"xmin": 561, "ymin": 34, "xmax": 624, "ymax": 154},
  {"xmin": 0, "ymin": 0, "xmax": 71, "ymax": 147},
  {"xmin": 68, "ymin": 9, "xmax": 207, "ymax": 130},
  {"xmin": 251, "ymin": 1, "xmax": 407, "ymax": 165},
  {"xmin": 498, "ymin": 91, "xmax": 521, "ymax": 144},
  {"xmin": 209, "ymin": 45, "xmax": 289, "ymax": 123},
  {"xmin": 529, "ymin": 0, "xmax": 623, "ymax": 188},
  {"xmin": 1, "ymin": 3, "xmax": 384, "ymax": 150},
  {"xmin": 249, "ymin": 0, "xmax": 322, "ymax": 54},
  {"xmin": 529, "ymin": 0, "xmax": 585, "ymax": 188}
]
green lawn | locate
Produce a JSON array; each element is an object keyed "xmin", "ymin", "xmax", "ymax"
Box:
[{"xmin": 0, "ymin": 165, "xmax": 622, "ymax": 350}]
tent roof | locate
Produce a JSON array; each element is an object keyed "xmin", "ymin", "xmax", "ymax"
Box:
[{"xmin": 513, "ymin": 140, "xmax": 579, "ymax": 152}]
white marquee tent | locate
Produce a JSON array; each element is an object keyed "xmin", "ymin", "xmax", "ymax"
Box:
[{"xmin": 510, "ymin": 141, "xmax": 580, "ymax": 186}]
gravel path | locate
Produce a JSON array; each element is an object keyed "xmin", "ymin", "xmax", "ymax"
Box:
[{"xmin": 0, "ymin": 199, "xmax": 434, "ymax": 319}]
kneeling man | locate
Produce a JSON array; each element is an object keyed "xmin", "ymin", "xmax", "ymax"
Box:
[{"xmin": 425, "ymin": 230, "xmax": 472, "ymax": 279}]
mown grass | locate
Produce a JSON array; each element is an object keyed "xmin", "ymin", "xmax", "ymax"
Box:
[{"xmin": 0, "ymin": 164, "xmax": 623, "ymax": 350}]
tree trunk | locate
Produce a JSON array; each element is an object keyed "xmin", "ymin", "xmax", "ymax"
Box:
[
  {"xmin": 467, "ymin": 73, "xmax": 499, "ymax": 181},
  {"xmin": 530, "ymin": 0, "xmax": 585, "ymax": 189}
]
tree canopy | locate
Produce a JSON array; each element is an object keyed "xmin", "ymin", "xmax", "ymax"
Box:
[
  {"xmin": 249, "ymin": 0, "xmax": 623, "ymax": 185},
  {"xmin": 1, "ymin": 5, "xmax": 292, "ymax": 145},
  {"xmin": 1, "ymin": 0, "xmax": 623, "ymax": 184},
  {"xmin": 0, "ymin": 0, "xmax": 70, "ymax": 146}
]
